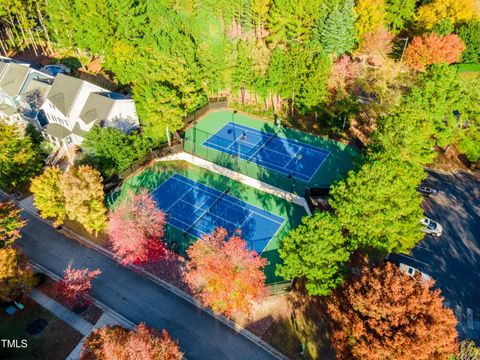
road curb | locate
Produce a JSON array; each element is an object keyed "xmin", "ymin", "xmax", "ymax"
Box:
[{"xmin": 2, "ymin": 190, "xmax": 288, "ymax": 360}]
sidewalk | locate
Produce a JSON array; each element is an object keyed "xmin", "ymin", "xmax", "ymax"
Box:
[
  {"xmin": 29, "ymin": 288, "xmax": 93, "ymax": 336},
  {"xmin": 66, "ymin": 312, "xmax": 135, "ymax": 360},
  {"xmin": 30, "ymin": 263, "xmax": 136, "ymax": 360}
]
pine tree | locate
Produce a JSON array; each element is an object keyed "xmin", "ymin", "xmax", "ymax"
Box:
[{"xmin": 316, "ymin": 0, "xmax": 356, "ymax": 56}]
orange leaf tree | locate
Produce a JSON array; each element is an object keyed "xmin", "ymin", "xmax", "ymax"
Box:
[
  {"xmin": 184, "ymin": 228, "xmax": 268, "ymax": 317},
  {"xmin": 80, "ymin": 323, "xmax": 182, "ymax": 360},
  {"xmin": 404, "ymin": 33, "xmax": 465, "ymax": 71},
  {"xmin": 327, "ymin": 262, "xmax": 458, "ymax": 360}
]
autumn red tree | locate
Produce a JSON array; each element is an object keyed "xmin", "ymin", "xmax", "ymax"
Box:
[
  {"xmin": 184, "ymin": 228, "xmax": 268, "ymax": 317},
  {"xmin": 0, "ymin": 200, "xmax": 26, "ymax": 248},
  {"xmin": 327, "ymin": 262, "xmax": 458, "ymax": 360},
  {"xmin": 404, "ymin": 33, "xmax": 466, "ymax": 71},
  {"xmin": 80, "ymin": 323, "xmax": 182, "ymax": 360},
  {"xmin": 55, "ymin": 266, "xmax": 101, "ymax": 309},
  {"xmin": 108, "ymin": 190, "xmax": 166, "ymax": 265}
]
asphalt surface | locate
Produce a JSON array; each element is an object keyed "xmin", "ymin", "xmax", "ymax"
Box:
[
  {"xmin": 391, "ymin": 170, "xmax": 480, "ymax": 340},
  {"xmin": 0, "ymin": 193, "xmax": 278, "ymax": 360}
]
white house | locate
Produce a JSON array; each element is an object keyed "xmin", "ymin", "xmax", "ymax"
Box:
[
  {"xmin": 39, "ymin": 74, "xmax": 139, "ymax": 146},
  {"xmin": 0, "ymin": 57, "xmax": 139, "ymax": 149},
  {"xmin": 0, "ymin": 57, "xmax": 53, "ymax": 126}
]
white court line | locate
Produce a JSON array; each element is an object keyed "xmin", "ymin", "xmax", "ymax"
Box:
[
  {"xmin": 153, "ymin": 174, "xmax": 286, "ymax": 245},
  {"xmin": 204, "ymin": 123, "xmax": 331, "ymax": 182},
  {"xmin": 173, "ymin": 198, "xmax": 252, "ymax": 229},
  {"xmin": 170, "ymin": 174, "xmax": 285, "ymax": 225},
  {"xmin": 282, "ymin": 147, "xmax": 302, "ymax": 170}
]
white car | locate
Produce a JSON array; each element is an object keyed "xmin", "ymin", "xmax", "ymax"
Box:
[
  {"xmin": 399, "ymin": 263, "xmax": 431, "ymax": 282},
  {"xmin": 420, "ymin": 218, "xmax": 443, "ymax": 237}
]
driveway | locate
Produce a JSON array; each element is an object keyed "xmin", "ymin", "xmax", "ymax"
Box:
[
  {"xmin": 0, "ymin": 193, "xmax": 279, "ymax": 360},
  {"xmin": 390, "ymin": 170, "xmax": 480, "ymax": 341}
]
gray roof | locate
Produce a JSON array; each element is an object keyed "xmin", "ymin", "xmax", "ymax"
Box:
[
  {"xmin": 47, "ymin": 74, "xmax": 84, "ymax": 116},
  {"xmin": 0, "ymin": 103, "xmax": 18, "ymax": 116},
  {"xmin": 21, "ymin": 78, "xmax": 52, "ymax": 103},
  {"xmin": 44, "ymin": 123, "xmax": 71, "ymax": 139},
  {"xmin": 0, "ymin": 61, "xmax": 8, "ymax": 77},
  {"xmin": 79, "ymin": 92, "xmax": 116, "ymax": 125},
  {"xmin": 0, "ymin": 63, "xmax": 30, "ymax": 97},
  {"xmin": 72, "ymin": 122, "xmax": 87, "ymax": 137}
]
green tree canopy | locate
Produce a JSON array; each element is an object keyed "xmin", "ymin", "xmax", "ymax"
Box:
[
  {"xmin": 330, "ymin": 157, "xmax": 425, "ymax": 254},
  {"xmin": 385, "ymin": 0, "xmax": 416, "ymax": 33},
  {"xmin": 457, "ymin": 20, "xmax": 480, "ymax": 63},
  {"xmin": 278, "ymin": 212, "xmax": 351, "ymax": 296},
  {"xmin": 315, "ymin": 0, "xmax": 356, "ymax": 56},
  {"xmin": 81, "ymin": 125, "xmax": 151, "ymax": 178}
]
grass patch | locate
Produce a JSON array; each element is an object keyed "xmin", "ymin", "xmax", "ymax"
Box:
[
  {"xmin": 0, "ymin": 296, "xmax": 83, "ymax": 360},
  {"xmin": 61, "ymin": 219, "xmax": 108, "ymax": 246},
  {"xmin": 454, "ymin": 63, "xmax": 480, "ymax": 73}
]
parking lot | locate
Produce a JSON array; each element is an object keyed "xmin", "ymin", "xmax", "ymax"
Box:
[{"xmin": 390, "ymin": 170, "xmax": 480, "ymax": 341}]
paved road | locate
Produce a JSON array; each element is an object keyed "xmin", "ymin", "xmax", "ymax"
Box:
[
  {"xmin": 391, "ymin": 170, "xmax": 480, "ymax": 340},
  {"xmin": 1, "ymin": 194, "xmax": 278, "ymax": 360}
]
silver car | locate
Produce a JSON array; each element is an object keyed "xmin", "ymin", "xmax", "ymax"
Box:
[
  {"xmin": 420, "ymin": 218, "xmax": 443, "ymax": 237},
  {"xmin": 417, "ymin": 186, "xmax": 438, "ymax": 196}
]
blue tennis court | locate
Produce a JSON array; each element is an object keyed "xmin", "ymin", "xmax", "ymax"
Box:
[
  {"xmin": 202, "ymin": 122, "xmax": 330, "ymax": 182},
  {"xmin": 152, "ymin": 174, "xmax": 285, "ymax": 253}
]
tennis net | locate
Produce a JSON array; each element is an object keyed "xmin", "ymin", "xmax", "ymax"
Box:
[
  {"xmin": 245, "ymin": 127, "xmax": 281, "ymax": 162},
  {"xmin": 184, "ymin": 186, "xmax": 231, "ymax": 234}
]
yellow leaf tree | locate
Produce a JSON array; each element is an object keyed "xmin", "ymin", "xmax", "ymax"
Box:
[
  {"xmin": 60, "ymin": 165, "xmax": 107, "ymax": 235},
  {"xmin": 417, "ymin": 0, "xmax": 478, "ymax": 29},
  {"xmin": 354, "ymin": 0, "xmax": 387, "ymax": 39},
  {"xmin": 0, "ymin": 247, "xmax": 36, "ymax": 302},
  {"xmin": 30, "ymin": 166, "xmax": 67, "ymax": 225}
]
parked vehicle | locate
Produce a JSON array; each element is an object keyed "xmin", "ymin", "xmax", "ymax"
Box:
[
  {"xmin": 417, "ymin": 186, "xmax": 438, "ymax": 196},
  {"xmin": 399, "ymin": 263, "xmax": 431, "ymax": 282},
  {"xmin": 420, "ymin": 218, "xmax": 443, "ymax": 237}
]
